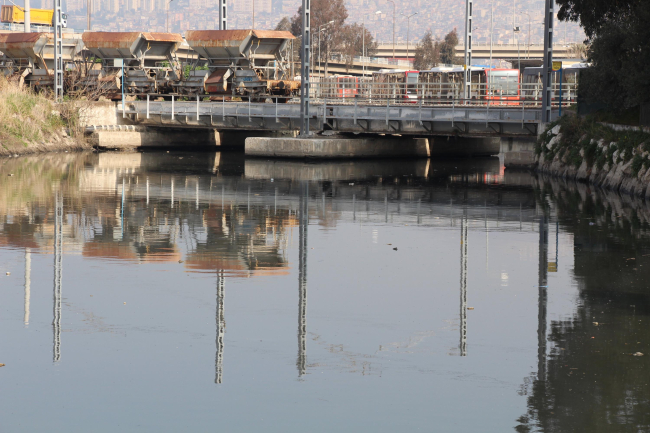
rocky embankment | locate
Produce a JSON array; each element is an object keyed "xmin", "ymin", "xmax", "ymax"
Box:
[{"xmin": 535, "ymin": 116, "xmax": 650, "ymax": 199}]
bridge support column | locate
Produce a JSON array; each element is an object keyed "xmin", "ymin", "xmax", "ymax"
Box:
[{"xmin": 245, "ymin": 136, "xmax": 430, "ymax": 159}]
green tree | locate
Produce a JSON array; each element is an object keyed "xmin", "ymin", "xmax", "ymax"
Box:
[
  {"xmin": 439, "ymin": 29, "xmax": 458, "ymax": 65},
  {"xmin": 413, "ymin": 31, "xmax": 439, "ymax": 70},
  {"xmin": 555, "ymin": 0, "xmax": 650, "ymax": 110}
]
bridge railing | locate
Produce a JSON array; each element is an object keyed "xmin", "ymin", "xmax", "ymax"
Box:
[{"xmin": 309, "ymin": 81, "xmax": 579, "ymax": 108}]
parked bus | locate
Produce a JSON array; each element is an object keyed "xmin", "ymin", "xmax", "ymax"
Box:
[
  {"xmin": 371, "ymin": 69, "xmax": 419, "ymax": 101},
  {"xmin": 321, "ymin": 75, "xmax": 359, "ymax": 98},
  {"xmin": 522, "ymin": 62, "xmax": 588, "ymax": 102}
]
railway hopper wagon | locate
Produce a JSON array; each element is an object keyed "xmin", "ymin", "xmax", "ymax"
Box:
[
  {"xmin": 81, "ymin": 31, "xmax": 183, "ymax": 98},
  {"xmin": 182, "ymin": 29, "xmax": 299, "ymax": 101},
  {"xmin": 0, "ymin": 32, "xmax": 82, "ymax": 90}
]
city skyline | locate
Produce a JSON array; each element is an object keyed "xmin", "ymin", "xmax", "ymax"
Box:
[{"xmin": 61, "ymin": 0, "xmax": 585, "ymax": 48}]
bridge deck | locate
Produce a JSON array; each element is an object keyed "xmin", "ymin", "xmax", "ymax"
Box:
[{"xmin": 120, "ymin": 100, "xmax": 557, "ymax": 137}]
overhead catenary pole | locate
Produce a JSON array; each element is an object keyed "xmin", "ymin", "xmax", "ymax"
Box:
[
  {"xmin": 53, "ymin": 0, "xmax": 63, "ymax": 101},
  {"xmin": 463, "ymin": 0, "xmax": 473, "ymax": 100},
  {"xmin": 24, "ymin": 0, "xmax": 30, "ymax": 32},
  {"xmin": 299, "ymin": 0, "xmax": 310, "ymax": 136},
  {"xmin": 218, "ymin": 0, "xmax": 226, "ymax": 29},
  {"xmin": 87, "ymin": 0, "xmax": 91, "ymax": 30},
  {"xmin": 541, "ymin": 0, "xmax": 554, "ymax": 123}
]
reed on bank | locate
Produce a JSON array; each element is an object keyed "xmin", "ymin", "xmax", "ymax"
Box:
[{"xmin": 0, "ymin": 76, "xmax": 84, "ymax": 153}]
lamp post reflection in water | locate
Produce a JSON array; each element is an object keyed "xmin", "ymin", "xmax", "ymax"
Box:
[
  {"xmin": 297, "ymin": 182, "xmax": 309, "ymax": 377},
  {"xmin": 53, "ymin": 191, "xmax": 63, "ymax": 363},
  {"xmin": 459, "ymin": 207, "xmax": 468, "ymax": 356},
  {"xmin": 215, "ymin": 269, "xmax": 225, "ymax": 384}
]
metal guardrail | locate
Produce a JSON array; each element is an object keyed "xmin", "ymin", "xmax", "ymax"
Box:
[
  {"xmin": 308, "ymin": 81, "xmax": 579, "ymax": 107},
  {"xmin": 116, "ymin": 94, "xmax": 557, "ymax": 136}
]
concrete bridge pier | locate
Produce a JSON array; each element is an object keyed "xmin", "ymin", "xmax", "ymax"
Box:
[{"xmin": 245, "ymin": 135, "xmax": 431, "ymax": 159}]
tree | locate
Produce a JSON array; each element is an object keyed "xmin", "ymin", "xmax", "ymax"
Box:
[
  {"xmin": 439, "ymin": 29, "xmax": 458, "ymax": 65},
  {"xmin": 274, "ymin": 17, "xmax": 291, "ymax": 32},
  {"xmin": 554, "ymin": 0, "xmax": 650, "ymax": 110},
  {"xmin": 413, "ymin": 31, "xmax": 439, "ymax": 70},
  {"xmin": 339, "ymin": 23, "xmax": 377, "ymax": 69},
  {"xmin": 290, "ymin": 0, "xmax": 348, "ymax": 71}
]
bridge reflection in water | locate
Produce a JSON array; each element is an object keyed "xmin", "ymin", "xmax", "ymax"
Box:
[{"xmin": 1, "ymin": 150, "xmax": 547, "ymax": 382}]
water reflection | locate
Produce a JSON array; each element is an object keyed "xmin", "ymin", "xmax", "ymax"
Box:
[
  {"xmin": 516, "ymin": 176, "xmax": 650, "ymax": 433},
  {"xmin": 3, "ymin": 151, "xmax": 649, "ymax": 431}
]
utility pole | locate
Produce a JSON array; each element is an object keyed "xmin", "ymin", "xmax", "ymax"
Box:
[
  {"xmin": 400, "ymin": 12, "xmax": 417, "ymax": 61},
  {"xmin": 463, "ymin": 0, "xmax": 473, "ymax": 100},
  {"xmin": 166, "ymin": 0, "xmax": 173, "ymax": 32},
  {"xmin": 541, "ymin": 0, "xmax": 554, "ymax": 123},
  {"xmin": 24, "ymin": 0, "xmax": 30, "ymax": 32},
  {"xmin": 299, "ymin": 0, "xmax": 311, "ymax": 136},
  {"xmin": 53, "ymin": 0, "xmax": 63, "ymax": 101},
  {"xmin": 219, "ymin": 0, "xmax": 226, "ymax": 29},
  {"xmin": 87, "ymin": 0, "xmax": 91, "ymax": 30},
  {"xmin": 252, "ymin": 0, "xmax": 254, "ymax": 29},
  {"xmin": 388, "ymin": 0, "xmax": 396, "ymax": 59},
  {"xmin": 489, "ymin": 0, "xmax": 493, "ymax": 68}
]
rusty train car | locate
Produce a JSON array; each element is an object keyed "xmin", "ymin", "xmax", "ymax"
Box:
[
  {"xmin": 0, "ymin": 32, "xmax": 83, "ymax": 90},
  {"xmin": 0, "ymin": 29, "xmax": 299, "ymax": 101},
  {"xmin": 181, "ymin": 30, "xmax": 299, "ymax": 101}
]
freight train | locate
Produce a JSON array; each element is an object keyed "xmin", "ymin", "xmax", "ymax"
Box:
[{"xmin": 0, "ymin": 29, "xmax": 299, "ymax": 101}]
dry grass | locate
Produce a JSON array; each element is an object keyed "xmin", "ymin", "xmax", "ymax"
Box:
[{"xmin": 0, "ymin": 75, "xmax": 82, "ymax": 150}]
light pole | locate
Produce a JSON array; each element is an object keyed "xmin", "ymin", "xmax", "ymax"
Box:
[
  {"xmin": 400, "ymin": 12, "xmax": 417, "ymax": 62},
  {"xmin": 166, "ymin": 0, "xmax": 173, "ymax": 32},
  {"xmin": 519, "ymin": 11, "xmax": 531, "ymax": 59},
  {"xmin": 318, "ymin": 20, "xmax": 334, "ymax": 79},
  {"xmin": 489, "ymin": 0, "xmax": 493, "ymax": 68},
  {"xmin": 514, "ymin": 26, "xmax": 521, "ymax": 71},
  {"xmin": 387, "ymin": 0, "xmax": 396, "ymax": 59},
  {"xmin": 362, "ymin": 10, "xmax": 382, "ymax": 78}
]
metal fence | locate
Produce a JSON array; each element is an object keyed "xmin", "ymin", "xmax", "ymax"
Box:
[{"xmin": 307, "ymin": 80, "xmax": 579, "ymax": 107}]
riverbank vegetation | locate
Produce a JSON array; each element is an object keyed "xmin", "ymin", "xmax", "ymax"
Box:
[
  {"xmin": 557, "ymin": 0, "xmax": 650, "ymax": 117},
  {"xmin": 0, "ymin": 76, "xmax": 84, "ymax": 155}
]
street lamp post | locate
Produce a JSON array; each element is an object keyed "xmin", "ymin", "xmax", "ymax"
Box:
[
  {"xmin": 362, "ymin": 11, "xmax": 382, "ymax": 78},
  {"xmin": 318, "ymin": 21, "xmax": 334, "ymax": 79},
  {"xmin": 166, "ymin": 0, "xmax": 173, "ymax": 32},
  {"xmin": 387, "ymin": 0, "xmax": 396, "ymax": 59},
  {"xmin": 489, "ymin": 0, "xmax": 493, "ymax": 68},
  {"xmin": 519, "ymin": 11, "xmax": 531, "ymax": 59},
  {"xmin": 514, "ymin": 26, "xmax": 521, "ymax": 70},
  {"xmin": 400, "ymin": 12, "xmax": 417, "ymax": 62}
]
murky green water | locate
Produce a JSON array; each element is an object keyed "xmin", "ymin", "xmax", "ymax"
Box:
[{"xmin": 0, "ymin": 151, "xmax": 648, "ymax": 432}]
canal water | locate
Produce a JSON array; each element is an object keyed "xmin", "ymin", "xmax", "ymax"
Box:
[{"xmin": 0, "ymin": 151, "xmax": 648, "ymax": 432}]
